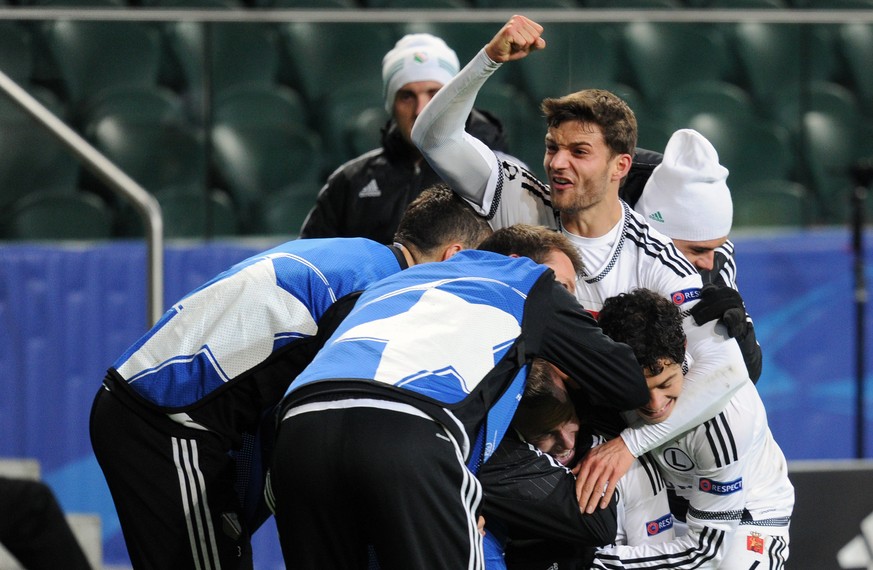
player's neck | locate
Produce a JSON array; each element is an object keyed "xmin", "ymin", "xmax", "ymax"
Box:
[{"xmin": 560, "ymin": 198, "xmax": 623, "ymax": 238}]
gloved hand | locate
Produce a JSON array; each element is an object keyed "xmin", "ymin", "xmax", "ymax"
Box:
[{"xmin": 690, "ymin": 284, "xmax": 750, "ymax": 340}]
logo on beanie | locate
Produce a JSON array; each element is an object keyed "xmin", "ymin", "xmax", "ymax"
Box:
[
  {"xmin": 648, "ymin": 211, "xmax": 665, "ymax": 223},
  {"xmin": 413, "ymin": 51, "xmax": 429, "ymax": 64}
]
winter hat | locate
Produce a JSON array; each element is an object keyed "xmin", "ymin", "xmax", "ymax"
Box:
[
  {"xmin": 382, "ymin": 33, "xmax": 460, "ymax": 113},
  {"xmin": 635, "ymin": 129, "xmax": 733, "ymax": 241}
]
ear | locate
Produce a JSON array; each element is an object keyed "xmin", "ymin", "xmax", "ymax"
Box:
[
  {"xmin": 441, "ymin": 243, "xmax": 464, "ymax": 261},
  {"xmin": 612, "ymin": 153, "xmax": 633, "ymax": 182}
]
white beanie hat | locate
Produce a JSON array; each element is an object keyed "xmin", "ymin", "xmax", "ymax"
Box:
[
  {"xmin": 635, "ymin": 129, "xmax": 733, "ymax": 241},
  {"xmin": 382, "ymin": 33, "xmax": 460, "ymax": 113}
]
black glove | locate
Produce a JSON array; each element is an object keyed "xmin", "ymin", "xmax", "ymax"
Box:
[{"xmin": 690, "ymin": 284, "xmax": 750, "ymax": 340}]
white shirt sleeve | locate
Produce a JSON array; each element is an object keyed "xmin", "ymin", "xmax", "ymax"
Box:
[{"xmin": 620, "ymin": 272, "xmax": 749, "ymax": 456}]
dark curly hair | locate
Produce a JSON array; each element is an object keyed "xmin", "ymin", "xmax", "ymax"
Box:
[{"xmin": 597, "ymin": 288, "xmax": 685, "ymax": 377}]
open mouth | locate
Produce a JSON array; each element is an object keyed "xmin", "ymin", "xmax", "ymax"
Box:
[{"xmin": 552, "ymin": 447, "xmax": 575, "ymax": 466}]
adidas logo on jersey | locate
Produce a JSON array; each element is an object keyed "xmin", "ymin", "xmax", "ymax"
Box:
[
  {"xmin": 649, "ymin": 211, "xmax": 665, "ymax": 223},
  {"xmin": 358, "ymin": 180, "xmax": 382, "ymax": 198},
  {"xmin": 838, "ymin": 510, "xmax": 873, "ymax": 568}
]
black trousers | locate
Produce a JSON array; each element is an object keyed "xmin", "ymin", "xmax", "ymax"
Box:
[
  {"xmin": 90, "ymin": 387, "xmax": 254, "ymax": 570},
  {"xmin": 0, "ymin": 477, "xmax": 92, "ymax": 570},
  {"xmin": 269, "ymin": 402, "xmax": 484, "ymax": 570}
]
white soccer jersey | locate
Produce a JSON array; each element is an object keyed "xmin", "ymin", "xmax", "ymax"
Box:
[
  {"xmin": 615, "ymin": 452, "xmax": 675, "ymax": 548},
  {"xmin": 411, "ymin": 48, "xmax": 749, "ymax": 456},
  {"xmin": 592, "ymin": 380, "xmax": 794, "ymax": 569}
]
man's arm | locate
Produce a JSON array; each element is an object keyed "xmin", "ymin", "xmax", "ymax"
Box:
[
  {"xmin": 411, "ymin": 16, "xmax": 551, "ymax": 221},
  {"xmin": 299, "ymin": 176, "xmax": 345, "ymax": 238}
]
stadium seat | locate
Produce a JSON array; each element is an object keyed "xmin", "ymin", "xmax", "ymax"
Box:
[
  {"xmin": 259, "ymin": 0, "xmax": 357, "ymax": 5},
  {"xmin": 582, "ymin": 0, "xmax": 681, "ymax": 7},
  {"xmin": 118, "ymin": 186, "xmax": 240, "ymax": 238},
  {"xmin": 0, "ymin": 95, "xmax": 80, "ymax": 210},
  {"xmin": 472, "ymin": 0, "xmax": 577, "ymax": 6},
  {"xmin": 838, "ymin": 23, "xmax": 873, "ymax": 115},
  {"xmin": 731, "ymin": 180, "xmax": 812, "ymax": 228},
  {"xmin": 86, "ymin": 108, "xmax": 208, "ymax": 200},
  {"xmin": 799, "ymin": 109, "xmax": 862, "ymax": 223},
  {"xmin": 261, "ymin": 182, "xmax": 322, "ymax": 236},
  {"xmin": 399, "ymin": 22, "xmax": 499, "ymax": 66},
  {"xmin": 279, "ymin": 22, "xmax": 398, "ymax": 107},
  {"xmin": 621, "ymin": 22, "xmax": 731, "ymax": 107},
  {"xmin": 213, "ymin": 84, "xmax": 309, "ymax": 127},
  {"xmin": 83, "ymin": 84, "xmax": 187, "ymax": 128},
  {"xmin": 685, "ymin": 0, "xmax": 785, "ymax": 5},
  {"xmin": 210, "ymin": 121, "xmax": 323, "ymax": 233},
  {"xmin": 165, "ymin": 22, "xmax": 282, "ymax": 115},
  {"xmin": 663, "ymin": 80, "xmax": 757, "ymax": 133},
  {"xmin": 685, "ymin": 111, "xmax": 794, "ymax": 190},
  {"xmin": 319, "ymin": 78, "xmax": 386, "ymax": 168},
  {"xmin": 515, "ymin": 23, "xmax": 621, "ymax": 104},
  {"xmin": 0, "ymin": 22, "xmax": 34, "ymax": 87},
  {"xmin": 730, "ymin": 23, "xmax": 839, "ymax": 117},
  {"xmin": 0, "ymin": 190, "xmax": 113, "ymax": 241},
  {"xmin": 772, "ymin": 80, "xmax": 861, "ymax": 136},
  {"xmin": 366, "ymin": 0, "xmax": 467, "ymax": 6},
  {"xmin": 346, "ymin": 107, "xmax": 389, "ymax": 158},
  {"xmin": 39, "ymin": 21, "xmax": 163, "ymax": 120}
]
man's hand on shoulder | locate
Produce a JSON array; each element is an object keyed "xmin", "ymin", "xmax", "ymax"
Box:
[
  {"xmin": 572, "ymin": 436, "xmax": 635, "ymax": 514},
  {"xmin": 484, "ymin": 15, "xmax": 546, "ymax": 64}
]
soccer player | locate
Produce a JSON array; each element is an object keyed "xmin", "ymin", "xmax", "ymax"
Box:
[
  {"xmin": 410, "ymin": 14, "xmax": 749, "ymax": 513},
  {"xmin": 266, "ymin": 224, "xmax": 650, "ymax": 570},
  {"xmin": 89, "ymin": 186, "xmax": 492, "ymax": 569},
  {"xmin": 593, "ymin": 289, "xmax": 793, "ymax": 569}
]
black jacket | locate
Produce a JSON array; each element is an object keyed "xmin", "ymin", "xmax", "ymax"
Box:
[{"xmin": 299, "ymin": 108, "xmax": 510, "ymax": 244}]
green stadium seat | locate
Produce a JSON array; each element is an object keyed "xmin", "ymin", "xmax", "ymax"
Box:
[
  {"xmin": 0, "ymin": 191, "xmax": 113, "ymax": 241},
  {"xmin": 516, "ymin": 23, "xmax": 622, "ymax": 103},
  {"xmin": 0, "ymin": 95, "xmax": 80, "ymax": 210},
  {"xmin": 622, "ymin": 22, "xmax": 731, "ymax": 107},
  {"xmin": 0, "ymin": 22, "xmax": 34, "ymax": 86},
  {"xmin": 838, "ymin": 23, "xmax": 873, "ymax": 115},
  {"xmin": 319, "ymin": 78, "xmax": 386, "ymax": 168},
  {"xmin": 261, "ymin": 182, "xmax": 322, "ymax": 236},
  {"xmin": 473, "ymin": 0, "xmax": 576, "ymax": 6},
  {"xmin": 582, "ymin": 0, "xmax": 681, "ymax": 6},
  {"xmin": 730, "ymin": 23, "xmax": 839, "ymax": 117},
  {"xmin": 732, "ymin": 180, "xmax": 812, "ymax": 228},
  {"xmin": 39, "ymin": 21, "xmax": 163, "ymax": 119},
  {"xmin": 367, "ymin": 0, "xmax": 466, "ymax": 6},
  {"xmin": 772, "ymin": 80, "xmax": 861, "ymax": 136},
  {"xmin": 211, "ymin": 121, "xmax": 323, "ymax": 233},
  {"xmin": 118, "ymin": 186, "xmax": 240, "ymax": 239},
  {"xmin": 663, "ymin": 80, "xmax": 756, "ymax": 133},
  {"xmin": 213, "ymin": 84, "xmax": 309, "ymax": 127},
  {"xmin": 86, "ymin": 107, "xmax": 207, "ymax": 199},
  {"xmin": 347, "ymin": 107, "xmax": 389, "ymax": 158},
  {"xmin": 799, "ymin": 109, "xmax": 863, "ymax": 223},
  {"xmin": 685, "ymin": 111, "xmax": 794, "ymax": 190},
  {"xmin": 259, "ymin": 0, "xmax": 356, "ymax": 5},
  {"xmin": 165, "ymin": 22, "xmax": 281, "ymax": 116},
  {"xmin": 685, "ymin": 0, "xmax": 786, "ymax": 6},
  {"xmin": 279, "ymin": 22, "xmax": 398, "ymax": 107}
]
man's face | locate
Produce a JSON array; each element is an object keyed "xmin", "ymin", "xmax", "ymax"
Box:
[
  {"xmin": 543, "ymin": 120, "xmax": 626, "ymax": 215},
  {"xmin": 672, "ymin": 236, "xmax": 728, "ymax": 272},
  {"xmin": 542, "ymin": 248, "xmax": 577, "ymax": 294},
  {"xmin": 393, "ymin": 80, "xmax": 443, "ymax": 145},
  {"xmin": 638, "ymin": 359, "xmax": 684, "ymax": 424},
  {"xmin": 526, "ymin": 363, "xmax": 580, "ymax": 467}
]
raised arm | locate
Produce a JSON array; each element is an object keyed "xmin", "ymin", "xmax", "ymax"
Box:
[{"xmin": 411, "ymin": 15, "xmax": 546, "ymax": 209}]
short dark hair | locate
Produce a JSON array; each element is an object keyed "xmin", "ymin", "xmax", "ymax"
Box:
[
  {"xmin": 597, "ymin": 288, "xmax": 686, "ymax": 377},
  {"xmin": 393, "ymin": 184, "xmax": 492, "ymax": 256},
  {"xmin": 512, "ymin": 358, "xmax": 576, "ymax": 441},
  {"xmin": 541, "ymin": 88, "xmax": 637, "ymax": 157},
  {"xmin": 477, "ymin": 224, "xmax": 584, "ymax": 278}
]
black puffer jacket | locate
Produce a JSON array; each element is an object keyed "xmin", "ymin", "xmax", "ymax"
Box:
[{"xmin": 300, "ymin": 108, "xmax": 510, "ymax": 244}]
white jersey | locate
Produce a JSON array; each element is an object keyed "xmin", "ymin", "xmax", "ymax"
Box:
[
  {"xmin": 411, "ymin": 48, "xmax": 749, "ymax": 456},
  {"xmin": 592, "ymin": 381, "xmax": 794, "ymax": 569},
  {"xmin": 615, "ymin": 452, "xmax": 675, "ymax": 547}
]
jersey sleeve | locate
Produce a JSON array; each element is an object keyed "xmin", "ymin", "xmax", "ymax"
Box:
[
  {"xmin": 619, "ymin": 266, "xmax": 749, "ymax": 457},
  {"xmin": 411, "ymin": 49, "xmax": 556, "ymax": 230}
]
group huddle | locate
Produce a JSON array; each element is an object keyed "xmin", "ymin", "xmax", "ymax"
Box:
[{"xmin": 91, "ymin": 14, "xmax": 793, "ymax": 570}]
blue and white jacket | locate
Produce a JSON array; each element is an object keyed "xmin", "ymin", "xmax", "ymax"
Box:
[
  {"xmin": 106, "ymin": 237, "xmax": 404, "ymax": 447},
  {"xmin": 283, "ymin": 249, "xmax": 648, "ymax": 472}
]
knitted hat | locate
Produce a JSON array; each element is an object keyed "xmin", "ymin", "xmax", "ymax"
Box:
[
  {"xmin": 382, "ymin": 33, "xmax": 460, "ymax": 113},
  {"xmin": 635, "ymin": 129, "xmax": 733, "ymax": 241}
]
